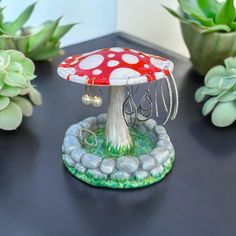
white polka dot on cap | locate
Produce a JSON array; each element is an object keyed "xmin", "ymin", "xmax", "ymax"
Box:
[
  {"xmin": 92, "ymin": 69, "xmax": 102, "ymax": 75},
  {"xmin": 107, "ymin": 60, "xmax": 119, "ymax": 67},
  {"xmin": 79, "ymin": 54, "xmax": 104, "ymax": 70},
  {"xmin": 122, "ymin": 54, "xmax": 139, "ymax": 64},
  {"xmin": 108, "ymin": 53, "xmax": 115, "ymax": 58}
]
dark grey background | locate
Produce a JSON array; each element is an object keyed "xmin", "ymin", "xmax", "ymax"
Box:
[{"xmin": 0, "ymin": 33, "xmax": 235, "ymax": 236}]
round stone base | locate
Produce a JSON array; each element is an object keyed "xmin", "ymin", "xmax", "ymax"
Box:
[{"xmin": 62, "ymin": 114, "xmax": 175, "ymax": 189}]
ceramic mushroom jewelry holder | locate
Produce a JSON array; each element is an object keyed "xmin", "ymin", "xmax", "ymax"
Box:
[{"xmin": 57, "ymin": 47, "xmax": 178, "ymax": 189}]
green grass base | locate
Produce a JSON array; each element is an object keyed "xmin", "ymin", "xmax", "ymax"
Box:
[
  {"xmin": 63, "ymin": 156, "xmax": 175, "ymax": 189},
  {"xmin": 83, "ymin": 128, "xmax": 155, "ymax": 159}
]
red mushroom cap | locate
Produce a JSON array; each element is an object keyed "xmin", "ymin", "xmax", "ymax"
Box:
[{"xmin": 57, "ymin": 47, "xmax": 174, "ymax": 86}]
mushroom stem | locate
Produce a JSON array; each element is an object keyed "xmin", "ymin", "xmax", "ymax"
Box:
[{"xmin": 105, "ymin": 86, "xmax": 133, "ymax": 155}]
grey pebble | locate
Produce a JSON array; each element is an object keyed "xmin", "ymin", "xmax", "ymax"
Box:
[
  {"xmin": 144, "ymin": 119, "xmax": 157, "ymax": 130},
  {"xmin": 100, "ymin": 158, "xmax": 115, "ymax": 174},
  {"xmin": 116, "ymin": 156, "xmax": 139, "ymax": 174},
  {"xmin": 169, "ymin": 150, "xmax": 175, "ymax": 161},
  {"xmin": 156, "ymin": 139, "xmax": 173, "ymax": 152},
  {"xmin": 97, "ymin": 113, "xmax": 107, "ymax": 124},
  {"xmin": 75, "ymin": 163, "xmax": 86, "ymax": 173},
  {"xmin": 81, "ymin": 154, "xmax": 101, "ymax": 169},
  {"xmin": 80, "ymin": 117, "xmax": 97, "ymax": 129},
  {"xmin": 65, "ymin": 124, "xmax": 82, "ymax": 137},
  {"xmin": 111, "ymin": 171, "xmax": 130, "ymax": 180},
  {"xmin": 71, "ymin": 148, "xmax": 86, "ymax": 163},
  {"xmin": 135, "ymin": 170, "xmax": 149, "ymax": 180},
  {"xmin": 63, "ymin": 154, "xmax": 75, "ymax": 167},
  {"xmin": 63, "ymin": 135, "xmax": 80, "ymax": 154},
  {"xmin": 154, "ymin": 125, "xmax": 166, "ymax": 135},
  {"xmin": 151, "ymin": 165, "xmax": 164, "ymax": 177},
  {"xmin": 158, "ymin": 133, "xmax": 170, "ymax": 141},
  {"xmin": 151, "ymin": 146, "xmax": 170, "ymax": 164},
  {"xmin": 87, "ymin": 169, "xmax": 107, "ymax": 179},
  {"xmin": 139, "ymin": 155, "xmax": 156, "ymax": 171}
]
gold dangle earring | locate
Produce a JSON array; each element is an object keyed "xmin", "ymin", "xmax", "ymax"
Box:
[
  {"xmin": 91, "ymin": 78, "xmax": 102, "ymax": 107},
  {"xmin": 82, "ymin": 78, "xmax": 92, "ymax": 106}
]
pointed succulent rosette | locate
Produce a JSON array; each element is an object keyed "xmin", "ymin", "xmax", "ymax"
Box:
[
  {"xmin": 164, "ymin": 0, "xmax": 236, "ymax": 75},
  {"xmin": 0, "ymin": 3, "xmax": 76, "ymax": 61},
  {"xmin": 0, "ymin": 49, "xmax": 42, "ymax": 130}
]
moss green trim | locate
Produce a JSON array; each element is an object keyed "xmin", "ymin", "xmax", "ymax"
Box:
[{"xmin": 63, "ymin": 154, "xmax": 175, "ymax": 189}]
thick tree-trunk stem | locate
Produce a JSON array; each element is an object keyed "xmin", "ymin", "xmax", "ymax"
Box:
[{"xmin": 105, "ymin": 86, "xmax": 132, "ymax": 154}]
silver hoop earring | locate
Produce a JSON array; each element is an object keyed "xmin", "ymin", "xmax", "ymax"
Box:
[
  {"xmin": 169, "ymin": 70, "xmax": 179, "ymax": 120},
  {"xmin": 79, "ymin": 128, "xmax": 97, "ymax": 148}
]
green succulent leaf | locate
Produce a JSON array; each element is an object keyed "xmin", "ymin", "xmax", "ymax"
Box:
[
  {"xmin": 0, "ymin": 84, "xmax": 21, "ymax": 97},
  {"xmin": 197, "ymin": 0, "xmax": 222, "ymax": 18},
  {"xmin": 52, "ymin": 23, "xmax": 76, "ymax": 42},
  {"xmin": 15, "ymin": 36, "xmax": 29, "ymax": 53},
  {"xmin": 195, "ymin": 86, "xmax": 222, "ymax": 103},
  {"xmin": 163, "ymin": 6, "xmax": 185, "ymax": 21},
  {"xmin": 2, "ymin": 3, "xmax": 36, "ymax": 36},
  {"xmin": 178, "ymin": 0, "xmax": 205, "ymax": 17},
  {"xmin": 0, "ymin": 101, "xmax": 23, "ymax": 130},
  {"xmin": 28, "ymin": 18, "xmax": 60, "ymax": 52},
  {"xmin": 0, "ymin": 7, "xmax": 5, "ymax": 29},
  {"xmin": 230, "ymin": 21, "xmax": 236, "ymax": 30},
  {"xmin": 224, "ymin": 57, "xmax": 236, "ymax": 69},
  {"xmin": 21, "ymin": 58, "xmax": 36, "ymax": 80},
  {"xmin": 28, "ymin": 44, "xmax": 60, "ymax": 61},
  {"xmin": 0, "ymin": 50, "xmax": 10, "ymax": 69},
  {"xmin": 11, "ymin": 96, "xmax": 33, "ymax": 117},
  {"xmin": 29, "ymin": 87, "xmax": 42, "ymax": 105},
  {"xmin": 178, "ymin": 0, "xmax": 214, "ymax": 26},
  {"xmin": 0, "ymin": 95, "xmax": 9, "ymax": 110},
  {"xmin": 218, "ymin": 76, "xmax": 236, "ymax": 90},
  {"xmin": 202, "ymin": 97, "xmax": 218, "ymax": 116},
  {"xmin": 190, "ymin": 12, "xmax": 214, "ymax": 27},
  {"xmin": 0, "ymin": 36, "xmax": 15, "ymax": 49},
  {"xmin": 0, "ymin": 70, "xmax": 6, "ymax": 89},
  {"xmin": 7, "ymin": 49, "xmax": 25, "ymax": 62},
  {"xmin": 215, "ymin": 0, "xmax": 236, "ymax": 26},
  {"xmin": 195, "ymin": 86, "xmax": 207, "ymax": 102},
  {"xmin": 7, "ymin": 62, "xmax": 24, "ymax": 74},
  {"xmin": 218, "ymin": 90, "xmax": 236, "ymax": 102},
  {"xmin": 201, "ymin": 24, "xmax": 231, "ymax": 33},
  {"xmin": 204, "ymin": 65, "xmax": 228, "ymax": 88},
  {"xmin": 4, "ymin": 71, "xmax": 28, "ymax": 88},
  {"xmin": 211, "ymin": 102, "xmax": 236, "ymax": 127}
]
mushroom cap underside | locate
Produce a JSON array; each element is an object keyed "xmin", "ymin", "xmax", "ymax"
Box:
[{"xmin": 57, "ymin": 47, "xmax": 174, "ymax": 86}]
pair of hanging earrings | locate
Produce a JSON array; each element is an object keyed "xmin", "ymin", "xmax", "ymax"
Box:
[
  {"xmin": 82, "ymin": 78, "xmax": 103, "ymax": 107},
  {"xmin": 123, "ymin": 86, "xmax": 153, "ymax": 127},
  {"xmin": 123, "ymin": 68, "xmax": 179, "ymax": 127}
]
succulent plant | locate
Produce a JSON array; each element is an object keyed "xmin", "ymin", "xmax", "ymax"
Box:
[
  {"xmin": 195, "ymin": 57, "xmax": 236, "ymax": 127},
  {"xmin": 164, "ymin": 0, "xmax": 236, "ymax": 33},
  {"xmin": 0, "ymin": 2, "xmax": 76, "ymax": 61},
  {"xmin": 0, "ymin": 49, "xmax": 42, "ymax": 130},
  {"xmin": 164, "ymin": 0, "xmax": 236, "ymax": 75}
]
